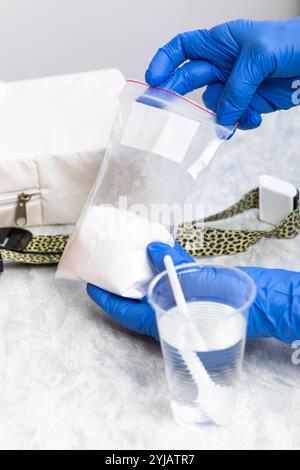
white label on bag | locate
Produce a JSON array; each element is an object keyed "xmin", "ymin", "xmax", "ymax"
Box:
[
  {"xmin": 121, "ymin": 101, "xmax": 199, "ymax": 163},
  {"xmin": 187, "ymin": 139, "xmax": 221, "ymax": 180}
]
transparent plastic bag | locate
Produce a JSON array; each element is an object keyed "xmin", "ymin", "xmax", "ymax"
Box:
[{"xmin": 56, "ymin": 80, "xmax": 234, "ymax": 298}]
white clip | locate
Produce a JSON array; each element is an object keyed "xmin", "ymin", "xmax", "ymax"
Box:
[{"xmin": 259, "ymin": 175, "xmax": 298, "ymax": 226}]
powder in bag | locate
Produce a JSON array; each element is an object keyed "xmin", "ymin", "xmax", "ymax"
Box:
[{"xmin": 56, "ymin": 205, "xmax": 174, "ymax": 299}]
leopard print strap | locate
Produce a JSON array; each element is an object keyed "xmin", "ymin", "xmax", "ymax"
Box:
[
  {"xmin": 0, "ymin": 187, "xmax": 299, "ymax": 265},
  {"xmin": 177, "ymin": 187, "xmax": 300, "ymax": 257},
  {"xmin": 0, "ymin": 234, "xmax": 68, "ymax": 266}
]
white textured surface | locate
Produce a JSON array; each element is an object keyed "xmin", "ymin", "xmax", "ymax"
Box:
[{"xmin": 0, "ymin": 108, "xmax": 300, "ymax": 450}]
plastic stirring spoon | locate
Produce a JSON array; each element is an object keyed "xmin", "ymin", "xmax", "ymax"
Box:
[{"xmin": 163, "ymin": 256, "xmax": 236, "ymax": 426}]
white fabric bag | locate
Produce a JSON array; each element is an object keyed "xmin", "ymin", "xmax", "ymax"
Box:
[{"xmin": 0, "ymin": 68, "xmax": 125, "ymax": 227}]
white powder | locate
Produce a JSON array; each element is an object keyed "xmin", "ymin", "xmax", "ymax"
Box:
[{"xmin": 56, "ymin": 205, "xmax": 174, "ymax": 299}]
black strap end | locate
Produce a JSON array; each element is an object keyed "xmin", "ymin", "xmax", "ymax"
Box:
[{"xmin": 0, "ymin": 227, "xmax": 32, "ymax": 252}]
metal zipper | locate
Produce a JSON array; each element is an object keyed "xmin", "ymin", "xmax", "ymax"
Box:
[
  {"xmin": 15, "ymin": 193, "xmax": 33, "ymax": 227},
  {"xmin": 0, "ymin": 191, "xmax": 39, "ymax": 227}
]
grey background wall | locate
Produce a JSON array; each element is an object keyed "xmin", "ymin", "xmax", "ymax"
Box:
[{"xmin": 0, "ymin": 0, "xmax": 299, "ymax": 81}]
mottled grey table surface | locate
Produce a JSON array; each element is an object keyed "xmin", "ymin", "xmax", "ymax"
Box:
[{"xmin": 0, "ymin": 108, "xmax": 299, "ymax": 450}]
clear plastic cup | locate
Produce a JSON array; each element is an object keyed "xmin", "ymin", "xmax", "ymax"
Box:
[{"xmin": 147, "ymin": 263, "xmax": 256, "ymax": 427}]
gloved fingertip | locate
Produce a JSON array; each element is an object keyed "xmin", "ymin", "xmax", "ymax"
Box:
[
  {"xmin": 86, "ymin": 283, "xmax": 109, "ymax": 306},
  {"xmin": 145, "ymin": 69, "xmax": 160, "ymax": 86},
  {"xmin": 147, "ymin": 241, "xmax": 171, "ymax": 253},
  {"xmin": 251, "ymin": 111, "xmax": 262, "ymax": 125},
  {"xmin": 247, "ymin": 112, "xmax": 262, "ymax": 129},
  {"xmin": 86, "ymin": 282, "xmax": 94, "ymax": 297},
  {"xmin": 145, "ymin": 69, "xmax": 152, "ymax": 84},
  {"xmin": 147, "ymin": 241, "xmax": 194, "ymax": 275},
  {"xmin": 147, "ymin": 242, "xmax": 172, "ymax": 274},
  {"xmin": 238, "ymin": 110, "xmax": 262, "ymax": 130}
]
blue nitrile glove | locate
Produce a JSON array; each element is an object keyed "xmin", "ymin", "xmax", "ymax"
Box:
[
  {"xmin": 238, "ymin": 266, "xmax": 300, "ymax": 343},
  {"xmin": 87, "ymin": 242, "xmax": 300, "ymax": 344},
  {"xmin": 145, "ymin": 18, "xmax": 300, "ymax": 130},
  {"xmin": 86, "ymin": 241, "xmax": 191, "ymax": 341}
]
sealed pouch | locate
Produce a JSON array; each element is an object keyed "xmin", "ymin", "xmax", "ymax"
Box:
[{"xmin": 56, "ymin": 80, "xmax": 234, "ymax": 298}]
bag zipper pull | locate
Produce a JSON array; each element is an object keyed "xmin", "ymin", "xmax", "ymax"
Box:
[{"xmin": 15, "ymin": 193, "xmax": 32, "ymax": 227}]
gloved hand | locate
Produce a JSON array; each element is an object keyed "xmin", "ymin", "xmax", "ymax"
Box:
[
  {"xmin": 145, "ymin": 18, "xmax": 300, "ymax": 129},
  {"xmin": 87, "ymin": 242, "xmax": 300, "ymax": 344},
  {"xmin": 86, "ymin": 241, "xmax": 192, "ymax": 341}
]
